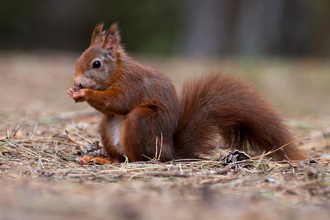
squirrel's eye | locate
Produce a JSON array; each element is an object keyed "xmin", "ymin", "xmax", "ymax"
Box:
[{"xmin": 92, "ymin": 61, "xmax": 101, "ymax": 69}]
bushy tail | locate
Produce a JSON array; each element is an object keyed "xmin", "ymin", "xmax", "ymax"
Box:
[{"xmin": 173, "ymin": 74, "xmax": 306, "ymax": 161}]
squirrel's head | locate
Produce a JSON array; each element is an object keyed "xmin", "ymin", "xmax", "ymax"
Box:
[{"xmin": 74, "ymin": 23, "xmax": 121, "ymax": 91}]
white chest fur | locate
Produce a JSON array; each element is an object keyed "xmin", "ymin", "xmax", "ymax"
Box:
[{"xmin": 111, "ymin": 115, "xmax": 125, "ymax": 154}]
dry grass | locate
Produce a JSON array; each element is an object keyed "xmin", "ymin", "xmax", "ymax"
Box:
[
  {"xmin": 1, "ymin": 111, "xmax": 330, "ymax": 220},
  {"xmin": 1, "ymin": 52, "xmax": 330, "ymax": 220}
]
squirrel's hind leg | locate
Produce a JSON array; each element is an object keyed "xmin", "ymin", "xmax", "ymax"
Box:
[{"xmin": 123, "ymin": 106, "xmax": 175, "ymax": 162}]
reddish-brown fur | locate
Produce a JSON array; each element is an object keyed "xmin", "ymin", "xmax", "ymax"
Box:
[{"xmin": 68, "ymin": 23, "xmax": 306, "ymax": 164}]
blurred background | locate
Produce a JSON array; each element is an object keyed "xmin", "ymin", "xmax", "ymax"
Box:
[
  {"xmin": 0, "ymin": 0, "xmax": 329, "ymax": 118},
  {"xmin": 2, "ymin": 0, "xmax": 330, "ymax": 56}
]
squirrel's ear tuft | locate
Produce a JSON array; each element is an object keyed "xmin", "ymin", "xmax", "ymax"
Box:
[
  {"xmin": 102, "ymin": 22, "xmax": 121, "ymax": 55},
  {"xmin": 90, "ymin": 23, "xmax": 105, "ymax": 46}
]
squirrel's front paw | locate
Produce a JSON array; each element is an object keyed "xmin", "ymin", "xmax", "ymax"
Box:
[
  {"xmin": 72, "ymin": 89, "xmax": 89, "ymax": 103},
  {"xmin": 67, "ymin": 87, "xmax": 80, "ymax": 99}
]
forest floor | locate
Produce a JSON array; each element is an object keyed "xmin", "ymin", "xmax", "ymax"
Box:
[{"xmin": 0, "ymin": 52, "xmax": 330, "ymax": 220}]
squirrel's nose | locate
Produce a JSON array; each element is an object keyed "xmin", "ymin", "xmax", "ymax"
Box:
[{"xmin": 74, "ymin": 76, "xmax": 85, "ymax": 88}]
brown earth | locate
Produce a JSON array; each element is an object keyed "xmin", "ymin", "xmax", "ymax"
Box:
[{"xmin": 0, "ymin": 52, "xmax": 330, "ymax": 220}]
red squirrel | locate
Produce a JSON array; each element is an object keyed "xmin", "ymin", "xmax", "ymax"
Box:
[{"xmin": 67, "ymin": 23, "xmax": 306, "ymax": 164}]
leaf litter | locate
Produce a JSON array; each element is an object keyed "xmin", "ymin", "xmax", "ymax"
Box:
[
  {"xmin": 1, "ymin": 52, "xmax": 330, "ymax": 219},
  {"xmin": 1, "ymin": 111, "xmax": 330, "ymax": 220}
]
